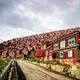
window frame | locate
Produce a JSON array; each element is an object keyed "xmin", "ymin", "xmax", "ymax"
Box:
[
  {"xmin": 54, "ymin": 43, "xmax": 59, "ymax": 50},
  {"xmin": 60, "ymin": 40, "xmax": 66, "ymax": 48},
  {"xmin": 68, "ymin": 38, "xmax": 75, "ymax": 46},
  {"xmin": 46, "ymin": 51, "xmax": 48, "ymax": 56},
  {"xmin": 68, "ymin": 49, "xmax": 73, "ymax": 57},
  {"xmin": 60, "ymin": 51, "xmax": 64, "ymax": 58}
]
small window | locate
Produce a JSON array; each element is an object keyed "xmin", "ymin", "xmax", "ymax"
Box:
[
  {"xmin": 46, "ymin": 51, "xmax": 48, "ymax": 56},
  {"xmin": 60, "ymin": 51, "xmax": 64, "ymax": 58},
  {"xmin": 68, "ymin": 50, "xmax": 73, "ymax": 57},
  {"xmin": 68, "ymin": 38, "xmax": 75, "ymax": 46},
  {"xmin": 54, "ymin": 43, "xmax": 58, "ymax": 50},
  {"xmin": 60, "ymin": 40, "xmax": 65, "ymax": 48}
]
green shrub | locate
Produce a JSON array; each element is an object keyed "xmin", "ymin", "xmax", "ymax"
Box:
[
  {"xmin": 77, "ymin": 65, "xmax": 80, "ymax": 69},
  {"xmin": 36, "ymin": 60, "xmax": 40, "ymax": 63},
  {"xmin": 0, "ymin": 59, "xmax": 5, "ymax": 66},
  {"xmin": 48, "ymin": 65, "xmax": 51, "ymax": 69}
]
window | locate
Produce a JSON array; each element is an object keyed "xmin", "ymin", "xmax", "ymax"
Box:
[
  {"xmin": 68, "ymin": 50, "xmax": 73, "ymax": 57},
  {"xmin": 54, "ymin": 43, "xmax": 58, "ymax": 50},
  {"xmin": 60, "ymin": 51, "xmax": 64, "ymax": 58},
  {"xmin": 68, "ymin": 38, "xmax": 75, "ymax": 46},
  {"xmin": 46, "ymin": 51, "xmax": 48, "ymax": 56},
  {"xmin": 60, "ymin": 40, "xmax": 65, "ymax": 48}
]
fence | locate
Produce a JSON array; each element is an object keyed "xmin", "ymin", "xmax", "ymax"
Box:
[{"xmin": 0, "ymin": 60, "xmax": 12, "ymax": 80}]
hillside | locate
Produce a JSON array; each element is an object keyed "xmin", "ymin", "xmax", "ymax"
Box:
[{"xmin": 0, "ymin": 27, "xmax": 80, "ymax": 58}]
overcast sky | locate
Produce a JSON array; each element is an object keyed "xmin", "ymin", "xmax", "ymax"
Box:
[{"xmin": 0, "ymin": 0, "xmax": 80, "ymax": 42}]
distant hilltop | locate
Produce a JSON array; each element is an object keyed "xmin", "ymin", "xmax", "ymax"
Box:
[{"xmin": 1, "ymin": 27, "xmax": 80, "ymax": 43}]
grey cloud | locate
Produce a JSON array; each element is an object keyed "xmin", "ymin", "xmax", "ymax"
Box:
[
  {"xmin": 0, "ymin": 0, "xmax": 80, "ymax": 42},
  {"xmin": 0, "ymin": 0, "xmax": 41, "ymax": 30},
  {"xmin": 5, "ymin": 14, "xmax": 37, "ymax": 29},
  {"xmin": 0, "ymin": 0, "xmax": 80, "ymax": 31},
  {"xmin": 65, "ymin": 10, "xmax": 80, "ymax": 27},
  {"xmin": 63, "ymin": 0, "xmax": 80, "ymax": 27}
]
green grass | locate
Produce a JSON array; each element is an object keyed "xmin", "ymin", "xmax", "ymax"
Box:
[
  {"xmin": 31, "ymin": 60, "xmax": 70, "ymax": 67},
  {"xmin": 9, "ymin": 57, "xmax": 22, "ymax": 60},
  {"xmin": 23, "ymin": 56, "xmax": 35, "ymax": 61},
  {"xmin": 0, "ymin": 59, "xmax": 10, "ymax": 74}
]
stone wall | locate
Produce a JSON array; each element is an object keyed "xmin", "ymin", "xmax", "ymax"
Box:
[
  {"xmin": 31, "ymin": 61, "xmax": 80, "ymax": 79},
  {"xmin": 59, "ymin": 59, "xmax": 74, "ymax": 65}
]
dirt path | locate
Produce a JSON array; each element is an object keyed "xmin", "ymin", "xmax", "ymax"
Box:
[{"xmin": 17, "ymin": 60, "xmax": 74, "ymax": 80}]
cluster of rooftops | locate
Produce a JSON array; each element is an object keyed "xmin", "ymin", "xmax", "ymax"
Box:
[{"xmin": 0, "ymin": 28, "xmax": 80, "ymax": 65}]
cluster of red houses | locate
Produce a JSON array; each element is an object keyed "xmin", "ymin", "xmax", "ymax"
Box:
[
  {"xmin": 35, "ymin": 31, "xmax": 80, "ymax": 65},
  {"xmin": 0, "ymin": 28, "xmax": 80, "ymax": 65}
]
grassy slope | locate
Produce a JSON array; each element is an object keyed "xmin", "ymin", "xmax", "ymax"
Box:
[{"xmin": 0, "ymin": 59, "xmax": 10, "ymax": 74}]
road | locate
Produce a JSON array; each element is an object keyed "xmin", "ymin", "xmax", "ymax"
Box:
[{"xmin": 17, "ymin": 60, "xmax": 74, "ymax": 80}]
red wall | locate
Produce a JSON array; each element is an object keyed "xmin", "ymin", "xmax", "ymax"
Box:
[
  {"xmin": 52, "ymin": 32, "xmax": 79, "ymax": 50},
  {"xmin": 57, "ymin": 48, "xmax": 76, "ymax": 59}
]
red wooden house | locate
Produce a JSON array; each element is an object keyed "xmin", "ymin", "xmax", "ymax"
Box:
[{"xmin": 51, "ymin": 31, "xmax": 80, "ymax": 65}]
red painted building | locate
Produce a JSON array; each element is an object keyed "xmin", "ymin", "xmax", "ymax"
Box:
[
  {"xmin": 35, "ymin": 31, "xmax": 80, "ymax": 65},
  {"xmin": 51, "ymin": 31, "xmax": 80, "ymax": 65}
]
